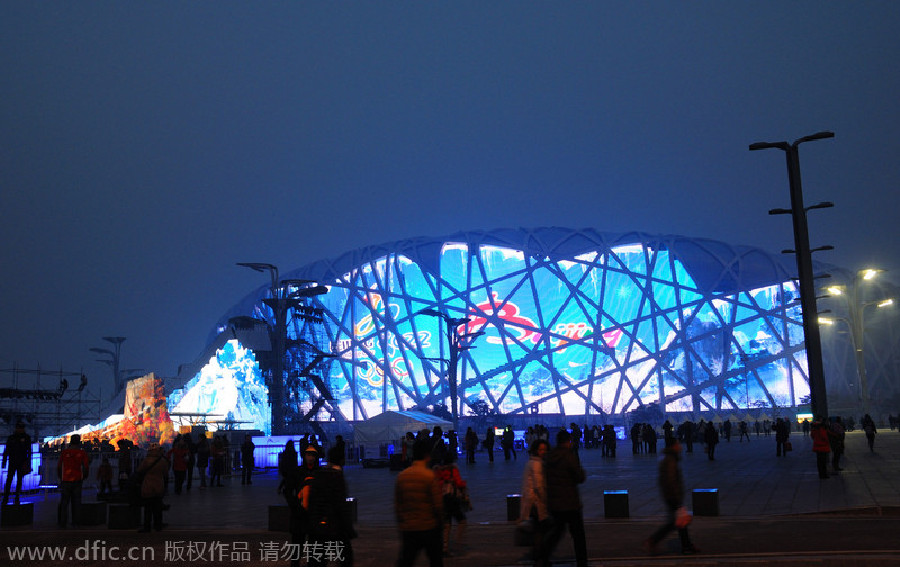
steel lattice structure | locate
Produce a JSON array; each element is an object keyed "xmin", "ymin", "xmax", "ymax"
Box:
[{"xmin": 218, "ymin": 228, "xmax": 828, "ymax": 422}]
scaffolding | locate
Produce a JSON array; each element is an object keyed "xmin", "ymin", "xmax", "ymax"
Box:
[{"xmin": 0, "ymin": 365, "xmax": 103, "ymax": 440}]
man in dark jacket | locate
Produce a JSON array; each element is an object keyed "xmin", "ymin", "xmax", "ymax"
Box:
[
  {"xmin": 540, "ymin": 430, "xmax": 587, "ymax": 567},
  {"xmin": 774, "ymin": 417, "xmax": 791, "ymax": 457},
  {"xmin": 2, "ymin": 422, "xmax": 32, "ymax": 505},
  {"xmin": 305, "ymin": 447, "xmax": 356, "ymax": 566},
  {"xmin": 645, "ymin": 439, "xmax": 699, "ymax": 555}
]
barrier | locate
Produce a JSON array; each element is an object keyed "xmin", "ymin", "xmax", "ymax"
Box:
[
  {"xmin": 692, "ymin": 488, "xmax": 719, "ymax": 516},
  {"xmin": 603, "ymin": 490, "xmax": 629, "ymax": 518},
  {"xmin": 1, "ymin": 502, "xmax": 34, "ymax": 526},
  {"xmin": 506, "ymin": 494, "xmax": 521, "ymax": 521}
]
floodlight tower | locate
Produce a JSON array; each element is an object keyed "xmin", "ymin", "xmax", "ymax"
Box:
[
  {"xmin": 238, "ymin": 263, "xmax": 328, "ymax": 434},
  {"xmin": 419, "ymin": 308, "xmax": 484, "ymax": 430},
  {"xmin": 750, "ymin": 131, "xmax": 834, "ymax": 420}
]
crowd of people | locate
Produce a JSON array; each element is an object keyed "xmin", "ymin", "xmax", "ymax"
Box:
[{"xmin": 1, "ymin": 412, "xmax": 892, "ymax": 565}]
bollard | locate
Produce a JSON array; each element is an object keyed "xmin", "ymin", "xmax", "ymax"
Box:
[
  {"xmin": 1, "ymin": 502, "xmax": 34, "ymax": 526},
  {"xmin": 692, "ymin": 488, "xmax": 719, "ymax": 516},
  {"xmin": 603, "ymin": 490, "xmax": 629, "ymax": 518},
  {"xmin": 345, "ymin": 497, "xmax": 358, "ymax": 522},
  {"xmin": 506, "ymin": 494, "xmax": 521, "ymax": 521}
]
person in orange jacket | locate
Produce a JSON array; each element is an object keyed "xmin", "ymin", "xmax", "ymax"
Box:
[{"xmin": 810, "ymin": 418, "xmax": 832, "ymax": 479}]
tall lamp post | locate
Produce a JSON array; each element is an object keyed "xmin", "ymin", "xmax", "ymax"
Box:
[
  {"xmin": 419, "ymin": 309, "xmax": 484, "ymax": 430},
  {"xmin": 238, "ymin": 262, "xmax": 328, "ymax": 435},
  {"xmin": 750, "ymin": 131, "xmax": 834, "ymax": 420},
  {"xmin": 819, "ymin": 269, "xmax": 895, "ymax": 415}
]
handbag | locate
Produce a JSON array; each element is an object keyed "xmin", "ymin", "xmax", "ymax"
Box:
[
  {"xmin": 784, "ymin": 440, "xmax": 793, "ymax": 452},
  {"xmin": 675, "ymin": 506, "xmax": 693, "ymax": 528},
  {"xmin": 129, "ymin": 456, "xmax": 162, "ymax": 506}
]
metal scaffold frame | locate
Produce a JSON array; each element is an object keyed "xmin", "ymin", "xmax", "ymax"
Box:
[{"xmin": 0, "ymin": 365, "xmax": 103, "ymax": 440}]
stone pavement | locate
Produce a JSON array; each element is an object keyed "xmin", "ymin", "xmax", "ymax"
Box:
[{"xmin": 3, "ymin": 430, "xmax": 900, "ymax": 565}]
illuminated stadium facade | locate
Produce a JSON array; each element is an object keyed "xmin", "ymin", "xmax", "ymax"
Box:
[
  {"xmin": 213, "ymin": 228, "xmax": 825, "ymax": 425},
  {"xmin": 40, "ymin": 229, "xmax": 900, "ymax": 447}
]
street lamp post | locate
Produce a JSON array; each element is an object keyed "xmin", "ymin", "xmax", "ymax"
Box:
[
  {"xmin": 821, "ymin": 270, "xmax": 895, "ymax": 415},
  {"xmin": 238, "ymin": 263, "xmax": 328, "ymax": 435},
  {"xmin": 419, "ymin": 308, "xmax": 484, "ymax": 430},
  {"xmin": 751, "ymin": 131, "xmax": 834, "ymax": 420}
]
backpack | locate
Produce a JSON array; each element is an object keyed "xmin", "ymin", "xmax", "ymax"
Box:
[{"xmin": 129, "ymin": 456, "xmax": 161, "ymax": 506}]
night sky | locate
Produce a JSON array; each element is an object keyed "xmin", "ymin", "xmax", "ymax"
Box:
[{"xmin": 2, "ymin": 3, "xmax": 899, "ymax": 399}]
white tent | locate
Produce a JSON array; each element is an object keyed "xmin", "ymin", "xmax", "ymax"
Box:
[{"xmin": 353, "ymin": 410, "xmax": 452, "ymax": 460}]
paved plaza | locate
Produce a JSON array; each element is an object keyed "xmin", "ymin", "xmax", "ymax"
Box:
[{"xmin": 3, "ymin": 429, "xmax": 900, "ymax": 565}]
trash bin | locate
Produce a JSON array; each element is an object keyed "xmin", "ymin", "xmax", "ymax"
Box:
[
  {"xmin": 506, "ymin": 494, "xmax": 521, "ymax": 521},
  {"xmin": 692, "ymin": 488, "xmax": 719, "ymax": 516},
  {"xmin": 603, "ymin": 490, "xmax": 629, "ymax": 518}
]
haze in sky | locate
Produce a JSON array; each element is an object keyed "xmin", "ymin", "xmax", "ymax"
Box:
[{"xmin": 2, "ymin": 3, "xmax": 899, "ymax": 398}]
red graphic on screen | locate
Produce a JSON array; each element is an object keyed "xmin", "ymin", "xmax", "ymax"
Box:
[{"xmin": 463, "ymin": 292, "xmax": 623, "ymax": 351}]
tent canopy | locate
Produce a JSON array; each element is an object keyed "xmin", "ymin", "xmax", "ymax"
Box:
[{"xmin": 353, "ymin": 411, "xmax": 452, "ymax": 459}]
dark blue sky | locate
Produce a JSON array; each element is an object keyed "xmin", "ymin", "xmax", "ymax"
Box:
[{"xmin": 2, "ymin": 3, "xmax": 899, "ymax": 398}]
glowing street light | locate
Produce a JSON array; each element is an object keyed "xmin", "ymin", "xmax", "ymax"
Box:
[{"xmin": 820, "ymin": 269, "xmax": 895, "ymax": 414}]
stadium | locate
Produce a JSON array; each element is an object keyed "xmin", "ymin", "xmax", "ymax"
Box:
[
  {"xmin": 21, "ymin": 227, "xmax": 900, "ymax": 449},
  {"xmin": 201, "ymin": 228, "xmax": 829, "ymax": 433}
]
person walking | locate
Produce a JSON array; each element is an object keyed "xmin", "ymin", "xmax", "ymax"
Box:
[
  {"xmin": 2, "ymin": 422, "xmax": 32, "ymax": 505},
  {"xmin": 738, "ymin": 421, "xmax": 751, "ymax": 442},
  {"xmin": 501, "ymin": 426, "xmax": 517, "ymax": 461},
  {"xmin": 435, "ymin": 459, "xmax": 470, "ymax": 556},
  {"xmin": 57, "ymin": 434, "xmax": 90, "ymax": 527},
  {"xmin": 484, "ymin": 426, "xmax": 495, "ymax": 463},
  {"xmin": 704, "ymin": 421, "xmax": 719, "ymax": 461},
  {"xmin": 241, "ymin": 434, "xmax": 255, "ymax": 484},
  {"xmin": 168, "ymin": 436, "xmax": 189, "ymax": 495},
  {"xmin": 829, "ymin": 416, "xmax": 846, "ymax": 472},
  {"xmin": 303, "ymin": 446, "xmax": 356, "ymax": 567},
  {"xmin": 96, "ymin": 457, "xmax": 114, "ymax": 496},
  {"xmin": 278, "ymin": 440, "xmax": 303, "ymax": 567},
  {"xmin": 464, "ymin": 427, "xmax": 478, "ymax": 465},
  {"xmin": 116, "ymin": 439, "xmax": 134, "ymax": 492},
  {"xmin": 810, "ymin": 418, "xmax": 831, "ymax": 479},
  {"xmin": 395, "ymin": 439, "xmax": 444, "ymax": 567},
  {"xmin": 774, "ymin": 417, "xmax": 791, "ymax": 457},
  {"xmin": 681, "ymin": 420, "xmax": 695, "ymax": 453},
  {"xmin": 519, "ymin": 439, "xmax": 549, "ymax": 566},
  {"xmin": 862, "ymin": 414, "xmax": 877, "ymax": 452},
  {"xmin": 645, "ymin": 438, "xmax": 699, "ymax": 555},
  {"xmin": 540, "ymin": 430, "xmax": 587, "ymax": 567},
  {"xmin": 136, "ymin": 443, "xmax": 169, "ymax": 532}
]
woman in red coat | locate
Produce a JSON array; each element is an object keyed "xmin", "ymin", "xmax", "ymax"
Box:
[{"xmin": 810, "ymin": 418, "xmax": 831, "ymax": 479}]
